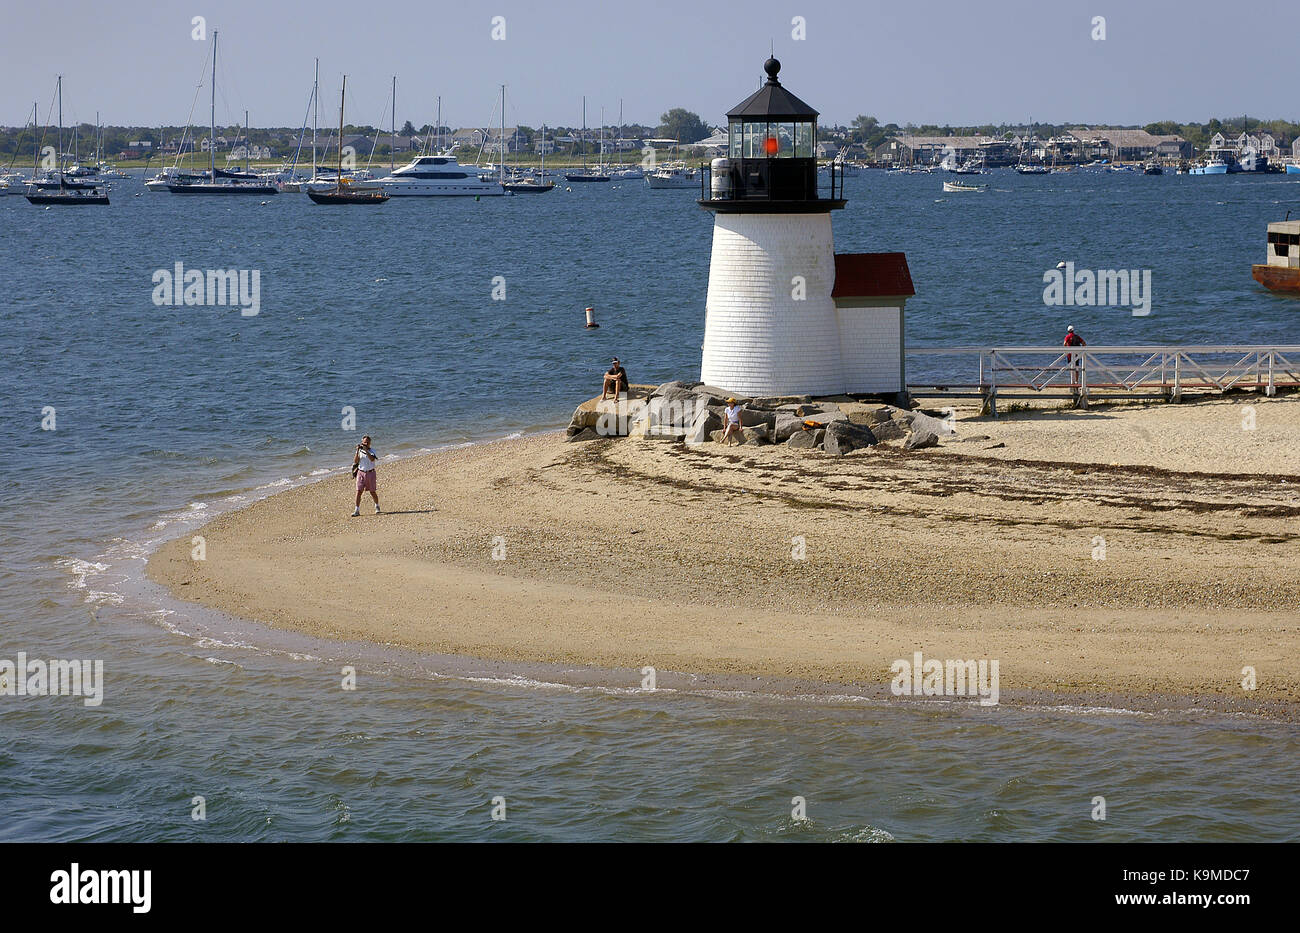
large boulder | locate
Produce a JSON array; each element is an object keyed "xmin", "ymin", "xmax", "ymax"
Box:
[
  {"xmin": 811, "ymin": 429, "xmax": 826, "ymax": 447},
  {"xmin": 823, "ymin": 421, "xmax": 879, "ymax": 456},
  {"xmin": 737, "ymin": 407, "xmax": 776, "ymax": 428},
  {"xmin": 685, "ymin": 407, "xmax": 723, "ymax": 445},
  {"xmin": 653, "ymin": 381, "xmax": 705, "ymax": 406},
  {"xmin": 772, "ymin": 413, "xmax": 805, "ymax": 443},
  {"xmin": 749, "ymin": 394, "xmax": 813, "ymax": 409},
  {"xmin": 904, "ymin": 428, "xmax": 939, "ymax": 450},
  {"xmin": 741, "ymin": 424, "xmax": 771, "ymax": 445},
  {"xmin": 800, "ymin": 410, "xmax": 848, "ymax": 427},
  {"xmin": 646, "ymin": 394, "xmax": 709, "ymax": 429},
  {"xmin": 787, "ymin": 429, "xmax": 816, "ymax": 449},
  {"xmin": 870, "ymin": 418, "xmax": 909, "ymax": 442},
  {"xmin": 905, "ymin": 410, "xmax": 956, "ymax": 437}
]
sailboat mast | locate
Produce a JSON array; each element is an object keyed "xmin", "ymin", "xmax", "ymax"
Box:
[
  {"xmin": 500, "ymin": 84, "xmax": 505, "ymax": 184},
  {"xmin": 436, "ymin": 96, "xmax": 441, "ymax": 153},
  {"xmin": 312, "ymin": 58, "xmax": 318, "ymax": 179},
  {"xmin": 338, "ymin": 75, "xmax": 346, "ymax": 185},
  {"xmin": 582, "ymin": 96, "xmax": 587, "ymax": 173},
  {"xmin": 210, "ymin": 31, "xmax": 217, "ymax": 178},
  {"xmin": 391, "ymin": 75, "xmax": 396, "ymax": 174},
  {"xmin": 244, "ymin": 110, "xmax": 249, "ymax": 170},
  {"xmin": 57, "ymin": 76, "xmax": 63, "ymax": 176}
]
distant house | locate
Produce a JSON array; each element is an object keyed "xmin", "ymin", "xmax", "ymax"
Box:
[
  {"xmin": 534, "ymin": 136, "xmax": 555, "ymax": 155},
  {"xmin": 1068, "ymin": 127, "xmax": 1190, "ymax": 161},
  {"xmin": 874, "ymin": 135, "xmax": 985, "ymax": 165},
  {"xmin": 1293, "ymin": 138, "xmax": 1300, "ymax": 159},
  {"xmin": 815, "ymin": 141, "xmax": 840, "ymax": 158}
]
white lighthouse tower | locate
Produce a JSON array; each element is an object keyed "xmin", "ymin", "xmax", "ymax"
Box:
[{"xmin": 699, "ymin": 58, "xmax": 910, "ymax": 399}]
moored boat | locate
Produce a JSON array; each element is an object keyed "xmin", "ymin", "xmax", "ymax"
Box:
[
  {"xmin": 1251, "ymin": 218, "xmax": 1300, "ymax": 294},
  {"xmin": 943, "ymin": 179, "xmax": 986, "ymax": 193}
]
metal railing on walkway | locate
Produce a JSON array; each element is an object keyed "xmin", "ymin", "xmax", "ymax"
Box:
[{"xmin": 906, "ymin": 346, "xmax": 1300, "ymax": 416}]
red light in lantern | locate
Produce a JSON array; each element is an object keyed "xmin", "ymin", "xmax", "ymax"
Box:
[{"xmin": 763, "ymin": 136, "xmax": 779, "ymax": 155}]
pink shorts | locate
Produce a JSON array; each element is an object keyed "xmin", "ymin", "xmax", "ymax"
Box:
[{"xmin": 356, "ymin": 468, "xmax": 377, "ymax": 493}]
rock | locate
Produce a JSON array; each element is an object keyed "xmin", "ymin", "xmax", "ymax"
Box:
[
  {"xmin": 738, "ymin": 407, "xmax": 776, "ymax": 428},
  {"xmin": 823, "ymin": 431, "xmax": 852, "ymax": 456},
  {"xmin": 652, "ymin": 381, "xmax": 705, "ymax": 407},
  {"xmin": 800, "ymin": 410, "xmax": 848, "ymax": 426},
  {"xmin": 685, "ymin": 408, "xmax": 722, "ymax": 446},
  {"xmin": 646, "ymin": 394, "xmax": 709, "ymax": 429},
  {"xmin": 592, "ymin": 398, "xmax": 648, "ymax": 437},
  {"xmin": 904, "ymin": 428, "xmax": 939, "ymax": 450},
  {"xmin": 709, "ymin": 428, "xmax": 747, "ymax": 445},
  {"xmin": 823, "ymin": 420, "xmax": 879, "ymax": 455},
  {"xmin": 811, "ymin": 429, "xmax": 826, "ymax": 447},
  {"xmin": 694, "ymin": 384, "xmax": 746, "ymax": 405},
  {"xmin": 908, "ymin": 410, "xmax": 956, "ymax": 436},
  {"xmin": 982, "ymin": 442, "xmax": 1006, "ymax": 450},
  {"xmin": 741, "ymin": 424, "xmax": 771, "ymax": 445},
  {"xmin": 565, "ymin": 427, "xmax": 602, "ymax": 443},
  {"xmin": 751, "ymin": 395, "xmax": 812, "ymax": 409},
  {"xmin": 772, "ymin": 413, "xmax": 805, "ymax": 443},
  {"xmin": 950, "ymin": 434, "xmax": 992, "ymax": 444},
  {"xmin": 786, "ymin": 429, "xmax": 816, "ymax": 449},
  {"xmin": 870, "ymin": 418, "xmax": 908, "ymax": 442}
]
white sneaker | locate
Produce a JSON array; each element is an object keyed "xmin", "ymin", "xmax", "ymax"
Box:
[
  {"xmin": 351, "ymin": 508, "xmax": 360, "ymax": 517},
  {"xmin": 374, "ymin": 505, "xmax": 381, "ymax": 514}
]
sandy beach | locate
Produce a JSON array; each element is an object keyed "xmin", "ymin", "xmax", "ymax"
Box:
[{"xmin": 147, "ymin": 395, "xmax": 1300, "ymax": 719}]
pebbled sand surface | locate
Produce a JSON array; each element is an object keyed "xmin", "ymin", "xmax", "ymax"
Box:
[{"xmin": 148, "ymin": 395, "xmax": 1300, "ymax": 719}]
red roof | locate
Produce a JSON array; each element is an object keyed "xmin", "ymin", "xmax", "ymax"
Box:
[{"xmin": 832, "ymin": 252, "xmax": 915, "ymax": 299}]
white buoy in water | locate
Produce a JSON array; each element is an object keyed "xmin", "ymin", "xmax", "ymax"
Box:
[
  {"xmin": 584, "ymin": 306, "xmax": 599, "ymax": 329},
  {"xmin": 1056, "ymin": 261, "xmax": 1067, "ymax": 269}
]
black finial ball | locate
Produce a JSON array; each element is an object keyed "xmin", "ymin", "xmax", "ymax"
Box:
[{"xmin": 763, "ymin": 57, "xmax": 781, "ymax": 81}]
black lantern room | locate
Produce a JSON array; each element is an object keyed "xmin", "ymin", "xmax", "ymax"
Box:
[{"xmin": 699, "ymin": 57, "xmax": 845, "ymax": 212}]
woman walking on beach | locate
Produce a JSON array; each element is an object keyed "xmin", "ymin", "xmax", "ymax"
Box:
[{"xmin": 352, "ymin": 435, "xmax": 380, "ymax": 517}]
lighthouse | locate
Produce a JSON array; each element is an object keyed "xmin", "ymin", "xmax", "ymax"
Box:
[{"xmin": 699, "ymin": 58, "xmax": 913, "ymax": 398}]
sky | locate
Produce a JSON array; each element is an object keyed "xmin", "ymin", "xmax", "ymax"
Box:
[{"xmin": 3, "ymin": 0, "xmax": 1298, "ymax": 131}]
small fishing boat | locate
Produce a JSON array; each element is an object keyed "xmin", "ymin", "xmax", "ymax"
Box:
[
  {"xmin": 307, "ymin": 76, "xmax": 389, "ymax": 205},
  {"xmin": 1190, "ymin": 158, "xmax": 1229, "ymax": 175},
  {"xmin": 1143, "ymin": 162, "xmax": 1164, "ymax": 175},
  {"xmin": 1285, "ymin": 163, "xmax": 1300, "ymax": 176},
  {"xmin": 943, "ymin": 179, "xmax": 986, "ymax": 193}
]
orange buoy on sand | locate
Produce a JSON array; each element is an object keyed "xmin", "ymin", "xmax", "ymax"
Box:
[{"xmin": 585, "ymin": 307, "xmax": 600, "ymax": 328}]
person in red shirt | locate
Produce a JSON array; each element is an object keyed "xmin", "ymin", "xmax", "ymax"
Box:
[{"xmin": 1063, "ymin": 326, "xmax": 1086, "ymax": 388}]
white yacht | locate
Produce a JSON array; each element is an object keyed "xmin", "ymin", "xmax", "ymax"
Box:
[
  {"xmin": 644, "ymin": 162, "xmax": 698, "ymax": 189},
  {"xmin": 371, "ymin": 155, "xmax": 505, "ymax": 196}
]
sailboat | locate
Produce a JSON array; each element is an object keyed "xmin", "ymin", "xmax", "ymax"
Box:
[
  {"xmin": 25, "ymin": 77, "xmax": 109, "ymax": 205},
  {"xmin": 565, "ymin": 97, "xmax": 609, "ymax": 183},
  {"xmin": 501, "ymin": 86, "xmax": 553, "ymax": 193},
  {"xmin": 167, "ymin": 31, "xmax": 277, "ymax": 195},
  {"xmin": 308, "ymin": 75, "xmax": 389, "ymax": 204}
]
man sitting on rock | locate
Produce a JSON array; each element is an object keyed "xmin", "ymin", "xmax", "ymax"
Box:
[{"xmin": 601, "ymin": 357, "xmax": 628, "ymax": 401}]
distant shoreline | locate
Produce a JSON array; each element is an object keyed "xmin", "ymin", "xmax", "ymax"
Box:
[{"xmin": 146, "ymin": 397, "xmax": 1300, "ymax": 721}]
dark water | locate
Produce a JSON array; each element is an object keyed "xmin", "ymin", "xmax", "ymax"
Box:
[{"xmin": 2, "ymin": 170, "xmax": 1298, "ymax": 841}]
